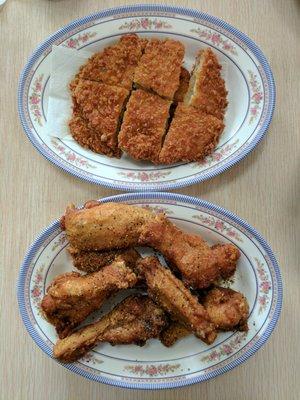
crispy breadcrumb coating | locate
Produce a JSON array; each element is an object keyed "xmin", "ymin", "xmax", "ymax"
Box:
[
  {"xmin": 160, "ymin": 321, "xmax": 190, "ymax": 347},
  {"xmin": 118, "ymin": 89, "xmax": 171, "ymax": 163},
  {"xmin": 159, "ymin": 103, "xmax": 224, "ymax": 164},
  {"xmin": 72, "ymin": 80, "xmax": 129, "ymax": 153},
  {"xmin": 134, "ymin": 39, "xmax": 184, "ymax": 99},
  {"xmin": 184, "ymin": 48, "xmax": 227, "ymax": 119},
  {"xmin": 78, "ymin": 34, "xmax": 146, "ymax": 89}
]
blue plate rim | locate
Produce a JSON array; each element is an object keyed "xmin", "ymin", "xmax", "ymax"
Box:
[
  {"xmin": 17, "ymin": 3, "xmax": 276, "ymax": 192},
  {"xmin": 17, "ymin": 192, "xmax": 283, "ymax": 389}
]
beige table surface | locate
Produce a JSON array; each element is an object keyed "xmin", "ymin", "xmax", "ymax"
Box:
[{"xmin": 1, "ymin": 0, "xmax": 299, "ymax": 399}]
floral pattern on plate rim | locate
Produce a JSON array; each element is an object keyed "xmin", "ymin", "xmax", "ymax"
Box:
[
  {"xmin": 141, "ymin": 204, "xmax": 174, "ymax": 215},
  {"xmin": 192, "ymin": 213, "xmax": 243, "ymax": 242},
  {"xmin": 51, "ymin": 139, "xmax": 96, "ymax": 169},
  {"xmin": 190, "ymin": 28, "xmax": 237, "ymax": 55},
  {"xmin": 117, "ymin": 170, "xmax": 172, "ymax": 182},
  {"xmin": 256, "ymin": 257, "xmax": 272, "ymax": 314},
  {"xmin": 248, "ymin": 70, "xmax": 263, "ymax": 124},
  {"xmin": 201, "ymin": 332, "xmax": 248, "ymax": 362},
  {"xmin": 124, "ymin": 363, "xmax": 181, "ymax": 377},
  {"xmin": 29, "ymin": 74, "xmax": 44, "ymax": 127},
  {"xmin": 62, "ymin": 31, "xmax": 97, "ymax": 49},
  {"xmin": 119, "ymin": 18, "xmax": 172, "ymax": 31},
  {"xmin": 193, "ymin": 139, "xmax": 240, "ymax": 168},
  {"xmin": 31, "ymin": 265, "xmax": 45, "ymax": 315}
]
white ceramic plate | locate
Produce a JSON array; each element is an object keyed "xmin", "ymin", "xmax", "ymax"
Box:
[
  {"xmin": 18, "ymin": 193, "xmax": 282, "ymax": 389},
  {"xmin": 18, "ymin": 4, "xmax": 275, "ymax": 191}
]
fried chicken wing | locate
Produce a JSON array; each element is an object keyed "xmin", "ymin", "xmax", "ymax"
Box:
[
  {"xmin": 159, "ymin": 103, "xmax": 224, "ymax": 164},
  {"xmin": 184, "ymin": 48, "xmax": 227, "ymax": 120},
  {"xmin": 53, "ymin": 295, "xmax": 167, "ymax": 362},
  {"xmin": 138, "ymin": 257, "xmax": 217, "ymax": 344},
  {"xmin": 77, "ymin": 34, "xmax": 146, "ymax": 90},
  {"xmin": 203, "ymin": 287, "xmax": 249, "ymax": 331},
  {"xmin": 134, "ymin": 39, "xmax": 184, "ymax": 99},
  {"xmin": 62, "ymin": 202, "xmax": 154, "ymax": 253},
  {"xmin": 41, "ymin": 260, "xmax": 137, "ymax": 338},
  {"xmin": 69, "ymin": 247, "xmax": 141, "ymax": 274},
  {"xmin": 139, "ymin": 213, "xmax": 240, "ymax": 289},
  {"xmin": 118, "ymin": 89, "xmax": 171, "ymax": 163},
  {"xmin": 160, "ymin": 321, "xmax": 190, "ymax": 347}
]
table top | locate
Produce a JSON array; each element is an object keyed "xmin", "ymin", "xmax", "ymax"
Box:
[{"xmin": 1, "ymin": 0, "xmax": 299, "ymax": 399}]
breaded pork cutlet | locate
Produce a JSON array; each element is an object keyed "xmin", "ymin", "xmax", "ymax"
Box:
[
  {"xmin": 70, "ymin": 80, "xmax": 129, "ymax": 155},
  {"xmin": 118, "ymin": 89, "xmax": 171, "ymax": 163},
  {"xmin": 134, "ymin": 39, "xmax": 184, "ymax": 100},
  {"xmin": 69, "ymin": 98, "xmax": 120, "ymax": 157},
  {"xmin": 184, "ymin": 48, "xmax": 227, "ymax": 119},
  {"xmin": 159, "ymin": 103, "xmax": 224, "ymax": 164},
  {"xmin": 77, "ymin": 34, "xmax": 146, "ymax": 90},
  {"xmin": 174, "ymin": 67, "xmax": 190, "ymax": 103}
]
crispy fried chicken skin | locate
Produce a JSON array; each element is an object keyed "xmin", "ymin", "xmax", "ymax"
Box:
[
  {"xmin": 70, "ymin": 248, "xmax": 140, "ymax": 273},
  {"xmin": 137, "ymin": 257, "xmax": 217, "ymax": 344},
  {"xmin": 139, "ymin": 213, "xmax": 240, "ymax": 288},
  {"xmin": 41, "ymin": 260, "xmax": 137, "ymax": 338},
  {"xmin": 62, "ymin": 202, "xmax": 154, "ymax": 253},
  {"xmin": 53, "ymin": 295, "xmax": 166, "ymax": 362},
  {"xmin": 203, "ymin": 287, "xmax": 249, "ymax": 331},
  {"xmin": 160, "ymin": 321, "xmax": 190, "ymax": 347},
  {"xmin": 184, "ymin": 48, "xmax": 227, "ymax": 120}
]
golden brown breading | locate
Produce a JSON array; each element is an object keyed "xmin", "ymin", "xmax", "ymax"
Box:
[
  {"xmin": 184, "ymin": 48, "xmax": 227, "ymax": 119},
  {"xmin": 159, "ymin": 103, "xmax": 224, "ymax": 164},
  {"xmin": 53, "ymin": 295, "xmax": 167, "ymax": 362},
  {"xmin": 118, "ymin": 89, "xmax": 171, "ymax": 163},
  {"xmin": 41, "ymin": 260, "xmax": 137, "ymax": 338},
  {"xmin": 72, "ymin": 80, "xmax": 129, "ymax": 152},
  {"xmin": 62, "ymin": 202, "xmax": 155, "ymax": 253},
  {"xmin": 160, "ymin": 321, "xmax": 190, "ymax": 347},
  {"xmin": 70, "ymin": 248, "xmax": 141, "ymax": 273},
  {"xmin": 203, "ymin": 287, "xmax": 249, "ymax": 331},
  {"xmin": 69, "ymin": 98, "xmax": 121, "ymax": 157},
  {"xmin": 139, "ymin": 213, "xmax": 240, "ymax": 289},
  {"xmin": 212, "ymin": 244, "xmax": 240, "ymax": 279},
  {"xmin": 77, "ymin": 34, "xmax": 146, "ymax": 89},
  {"xmin": 134, "ymin": 39, "xmax": 184, "ymax": 99},
  {"xmin": 174, "ymin": 67, "xmax": 190, "ymax": 103},
  {"xmin": 138, "ymin": 257, "xmax": 217, "ymax": 344}
]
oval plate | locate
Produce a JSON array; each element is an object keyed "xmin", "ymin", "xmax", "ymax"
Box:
[
  {"xmin": 17, "ymin": 192, "xmax": 282, "ymax": 389},
  {"xmin": 18, "ymin": 4, "xmax": 275, "ymax": 191}
]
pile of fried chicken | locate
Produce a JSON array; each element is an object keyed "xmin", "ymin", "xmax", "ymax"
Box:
[
  {"xmin": 41, "ymin": 201, "xmax": 249, "ymax": 363},
  {"xmin": 69, "ymin": 34, "xmax": 227, "ymax": 164}
]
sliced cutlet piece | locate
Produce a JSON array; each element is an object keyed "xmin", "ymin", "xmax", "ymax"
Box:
[
  {"xmin": 69, "ymin": 98, "xmax": 121, "ymax": 157},
  {"xmin": 159, "ymin": 103, "xmax": 224, "ymax": 164},
  {"xmin": 184, "ymin": 48, "xmax": 227, "ymax": 120},
  {"xmin": 174, "ymin": 67, "xmax": 190, "ymax": 103},
  {"xmin": 118, "ymin": 89, "xmax": 171, "ymax": 163},
  {"xmin": 72, "ymin": 80, "xmax": 129, "ymax": 154},
  {"xmin": 77, "ymin": 34, "xmax": 146, "ymax": 90},
  {"xmin": 134, "ymin": 39, "xmax": 184, "ymax": 100}
]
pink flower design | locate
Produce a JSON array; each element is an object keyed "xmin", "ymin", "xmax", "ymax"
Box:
[
  {"xmin": 248, "ymin": 71, "xmax": 263, "ymax": 124},
  {"xmin": 124, "ymin": 363, "xmax": 181, "ymax": 377},
  {"xmin": 255, "ymin": 258, "xmax": 272, "ymax": 314},
  {"xmin": 118, "ymin": 170, "xmax": 172, "ymax": 182},
  {"xmin": 194, "ymin": 139, "xmax": 240, "ymax": 168},
  {"xmin": 29, "ymin": 74, "xmax": 44, "ymax": 126},
  {"xmin": 190, "ymin": 28, "xmax": 237, "ymax": 55},
  {"xmin": 201, "ymin": 333, "xmax": 247, "ymax": 362},
  {"xmin": 193, "ymin": 214, "xmax": 243, "ymax": 242},
  {"xmin": 119, "ymin": 18, "xmax": 172, "ymax": 31},
  {"xmin": 30, "ymin": 267, "xmax": 45, "ymax": 315},
  {"xmin": 51, "ymin": 139, "xmax": 96, "ymax": 170},
  {"xmin": 63, "ymin": 31, "xmax": 97, "ymax": 49}
]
